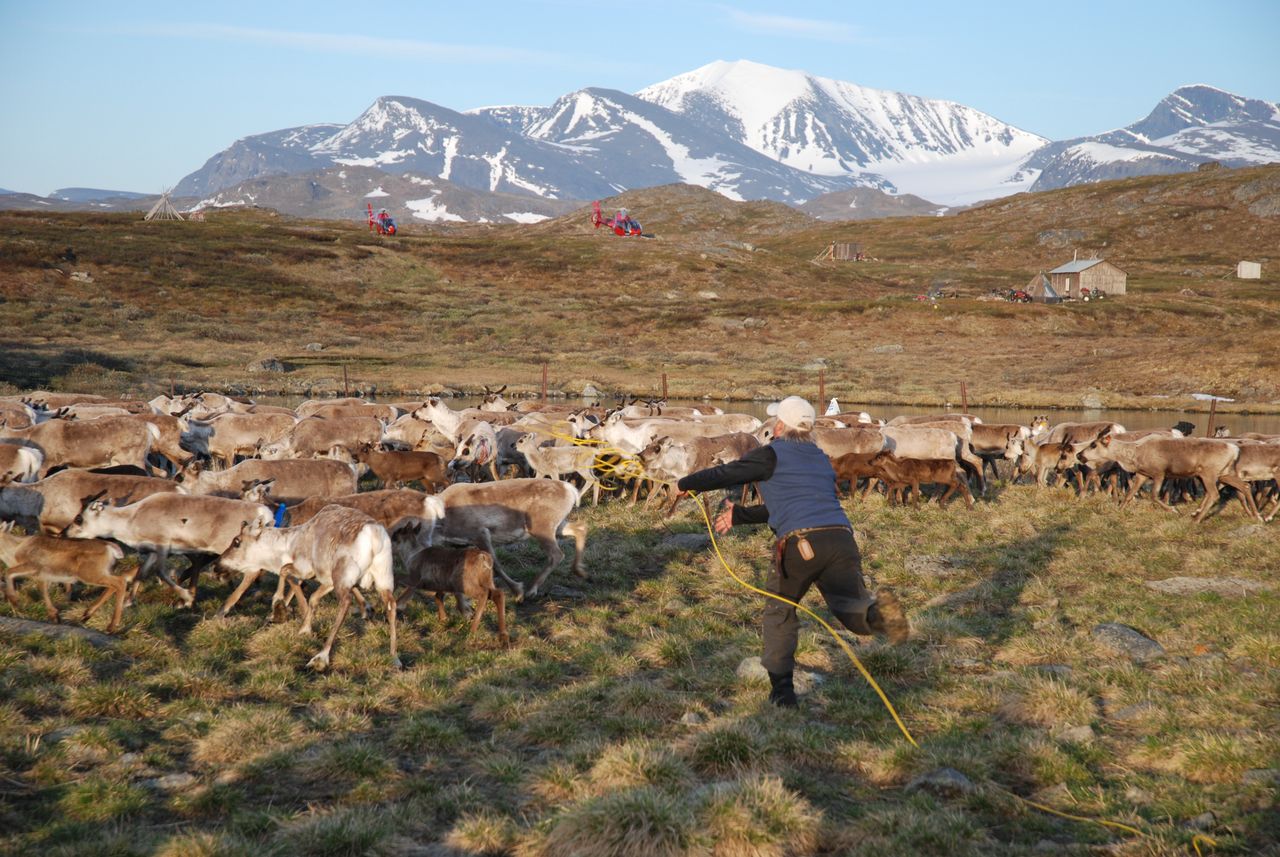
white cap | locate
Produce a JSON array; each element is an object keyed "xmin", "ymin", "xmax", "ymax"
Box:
[{"xmin": 766, "ymin": 396, "xmax": 816, "ymax": 429}]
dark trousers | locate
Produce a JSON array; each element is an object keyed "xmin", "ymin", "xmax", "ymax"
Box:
[{"xmin": 762, "ymin": 527, "xmax": 874, "ymax": 675}]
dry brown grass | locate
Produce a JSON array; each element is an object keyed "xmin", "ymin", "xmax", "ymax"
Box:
[{"xmin": 2, "ymin": 166, "xmax": 1278, "ymax": 408}]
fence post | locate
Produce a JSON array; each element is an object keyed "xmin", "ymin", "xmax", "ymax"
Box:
[
  {"xmin": 343, "ymin": 364, "xmax": 349, "ymax": 397},
  {"xmin": 662, "ymin": 372, "xmax": 668, "ymax": 400},
  {"xmin": 541, "ymin": 362, "xmax": 548, "ymax": 402},
  {"xmin": 961, "ymin": 382, "xmax": 969, "ymax": 413},
  {"xmin": 818, "ymin": 368, "xmax": 826, "ymax": 407},
  {"xmin": 170, "ymin": 377, "xmax": 175, "ymax": 398},
  {"xmin": 1207, "ymin": 398, "xmax": 1218, "ymax": 437}
]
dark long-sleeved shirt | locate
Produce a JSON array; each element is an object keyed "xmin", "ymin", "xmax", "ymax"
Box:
[{"xmin": 677, "ymin": 445, "xmax": 775, "ymax": 526}]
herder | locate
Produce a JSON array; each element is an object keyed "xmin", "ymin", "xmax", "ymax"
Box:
[{"xmin": 676, "ymin": 395, "xmax": 910, "ymax": 707}]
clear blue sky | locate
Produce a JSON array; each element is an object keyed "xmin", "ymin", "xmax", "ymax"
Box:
[{"xmin": 2, "ymin": 1, "xmax": 1276, "ymax": 195}]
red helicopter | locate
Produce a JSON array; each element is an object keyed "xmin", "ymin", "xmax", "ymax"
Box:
[
  {"xmin": 592, "ymin": 201, "xmax": 644, "ymax": 237},
  {"xmin": 367, "ymin": 203, "xmax": 398, "ymax": 236}
]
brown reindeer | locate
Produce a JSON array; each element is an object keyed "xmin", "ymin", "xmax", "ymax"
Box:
[
  {"xmin": 393, "ymin": 521, "xmax": 509, "ymax": 646},
  {"xmin": 0, "ymin": 521, "xmax": 137, "ymax": 633}
]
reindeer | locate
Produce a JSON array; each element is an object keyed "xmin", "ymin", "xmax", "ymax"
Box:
[
  {"xmin": 0, "ymin": 416, "xmax": 160, "ymax": 478},
  {"xmin": 480, "ymin": 385, "xmax": 512, "ymax": 412},
  {"xmin": 217, "ymin": 506, "xmax": 401, "ymax": 670},
  {"xmin": 179, "ymin": 457, "xmax": 357, "ymax": 506},
  {"xmin": 0, "ymin": 521, "xmax": 137, "ymax": 633},
  {"xmin": 393, "ymin": 521, "xmax": 510, "ymax": 646},
  {"xmin": 0, "ymin": 445, "xmax": 43, "ymax": 485},
  {"xmin": 0, "ymin": 469, "xmax": 184, "ymax": 534},
  {"xmin": 435, "ymin": 478, "xmax": 588, "ymax": 599},
  {"xmin": 63, "ymin": 492, "xmax": 274, "ymax": 607}
]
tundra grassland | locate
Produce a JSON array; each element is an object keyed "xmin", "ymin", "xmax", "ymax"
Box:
[
  {"xmin": 0, "ymin": 482, "xmax": 1277, "ymax": 856},
  {"xmin": 1, "ymin": 166, "xmax": 1278, "ymax": 410}
]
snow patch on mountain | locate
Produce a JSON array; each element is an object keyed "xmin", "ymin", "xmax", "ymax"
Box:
[
  {"xmin": 406, "ymin": 193, "xmax": 466, "ymax": 222},
  {"xmin": 636, "ymin": 59, "xmax": 1046, "ymax": 205},
  {"xmin": 503, "ymin": 212, "xmax": 550, "ymax": 223}
]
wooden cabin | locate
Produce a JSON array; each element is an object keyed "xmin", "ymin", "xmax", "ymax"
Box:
[{"xmin": 1047, "ymin": 258, "xmax": 1127, "ymax": 298}]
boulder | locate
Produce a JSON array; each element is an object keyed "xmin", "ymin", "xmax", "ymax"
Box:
[
  {"xmin": 871, "ymin": 344, "xmax": 904, "ymax": 354},
  {"xmin": 1091, "ymin": 623, "xmax": 1165, "ymax": 662},
  {"xmin": 736, "ymin": 656, "xmax": 770, "ymax": 682},
  {"xmin": 247, "ymin": 357, "xmax": 286, "ymax": 374},
  {"xmin": 1054, "ymin": 725, "xmax": 1095, "ymax": 744}
]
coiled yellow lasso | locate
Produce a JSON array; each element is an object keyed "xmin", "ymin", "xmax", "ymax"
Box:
[{"xmin": 534, "ymin": 425, "xmax": 1217, "ymax": 854}]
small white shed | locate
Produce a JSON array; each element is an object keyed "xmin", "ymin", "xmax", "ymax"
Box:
[{"xmin": 1237, "ymin": 260, "xmax": 1261, "ymax": 279}]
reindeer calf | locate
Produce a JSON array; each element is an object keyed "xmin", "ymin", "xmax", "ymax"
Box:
[
  {"xmin": 0, "ymin": 522, "xmax": 137, "ymax": 632},
  {"xmin": 870, "ymin": 452, "xmax": 974, "ymax": 508},
  {"xmin": 354, "ymin": 444, "xmax": 449, "ymax": 492},
  {"xmin": 394, "ymin": 523, "xmax": 509, "ymax": 646},
  {"xmin": 829, "ymin": 452, "xmax": 884, "ymax": 500}
]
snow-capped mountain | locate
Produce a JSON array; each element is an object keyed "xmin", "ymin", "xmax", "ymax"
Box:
[
  {"xmin": 181, "ymin": 90, "xmax": 877, "ymax": 206},
  {"xmin": 191, "ymin": 165, "xmax": 578, "ymax": 224},
  {"xmin": 474, "ymin": 87, "xmax": 886, "ymax": 201},
  {"xmin": 174, "ymin": 124, "xmax": 341, "ymax": 198},
  {"xmin": 167, "ymin": 62, "xmax": 1279, "ymax": 220},
  {"xmin": 1025, "ymin": 85, "xmax": 1280, "ymax": 191},
  {"xmin": 636, "ymin": 60, "xmax": 1048, "ymax": 205}
]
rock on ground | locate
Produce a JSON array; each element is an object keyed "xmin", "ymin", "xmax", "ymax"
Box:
[
  {"xmin": 735, "ymin": 656, "xmax": 824, "ymax": 694},
  {"xmin": 905, "ymin": 767, "xmax": 976, "ymax": 797},
  {"xmin": 0, "ymin": 616, "xmax": 117, "ymax": 648},
  {"xmin": 1090, "ymin": 623, "xmax": 1165, "ymax": 662},
  {"xmin": 1145, "ymin": 577, "xmax": 1272, "ymax": 597},
  {"xmin": 247, "ymin": 357, "xmax": 286, "ymax": 373},
  {"xmin": 662, "ymin": 532, "xmax": 711, "ymax": 552},
  {"xmin": 1054, "ymin": 725, "xmax": 1095, "ymax": 744}
]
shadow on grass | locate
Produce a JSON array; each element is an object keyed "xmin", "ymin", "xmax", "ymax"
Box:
[
  {"xmin": 928, "ymin": 524, "xmax": 1073, "ymax": 648},
  {"xmin": 0, "ymin": 342, "xmax": 138, "ymax": 389}
]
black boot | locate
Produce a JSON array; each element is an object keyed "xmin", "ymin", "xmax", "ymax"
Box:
[{"xmin": 767, "ymin": 670, "xmax": 798, "ymax": 708}]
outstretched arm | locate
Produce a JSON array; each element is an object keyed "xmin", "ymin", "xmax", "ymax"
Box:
[{"xmin": 677, "ymin": 445, "xmax": 776, "ymax": 493}]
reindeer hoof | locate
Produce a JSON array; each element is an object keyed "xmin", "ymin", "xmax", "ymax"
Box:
[
  {"xmin": 573, "ymin": 566, "xmax": 589, "ymax": 580},
  {"xmin": 390, "ymin": 656, "xmax": 403, "ymax": 670},
  {"xmin": 307, "ymin": 653, "xmax": 330, "ymax": 671}
]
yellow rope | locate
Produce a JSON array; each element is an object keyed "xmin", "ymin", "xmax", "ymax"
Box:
[
  {"xmin": 532, "ymin": 423, "xmax": 1217, "ymax": 854},
  {"xmin": 688, "ymin": 492, "xmax": 919, "ymax": 747}
]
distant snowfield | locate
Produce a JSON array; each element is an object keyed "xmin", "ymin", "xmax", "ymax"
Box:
[
  {"xmin": 503, "ymin": 212, "xmax": 550, "ymax": 223},
  {"xmin": 1064, "ymin": 142, "xmax": 1179, "ymax": 164},
  {"xmin": 364, "ymin": 186, "xmax": 389, "ymax": 198},
  {"xmin": 405, "ymin": 193, "xmax": 466, "ymax": 222},
  {"xmin": 1156, "ymin": 125, "xmax": 1280, "ymax": 162},
  {"xmin": 873, "ymin": 148, "xmax": 1043, "ymax": 207}
]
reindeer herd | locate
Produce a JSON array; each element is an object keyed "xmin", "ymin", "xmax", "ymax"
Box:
[{"xmin": 0, "ymin": 387, "xmax": 1276, "ymax": 670}]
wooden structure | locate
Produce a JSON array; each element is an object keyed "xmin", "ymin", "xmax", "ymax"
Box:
[
  {"xmin": 1047, "ymin": 257, "xmax": 1126, "ymax": 298},
  {"xmin": 813, "ymin": 242, "xmax": 866, "ymax": 262},
  {"xmin": 144, "ymin": 189, "xmax": 184, "ymax": 222}
]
